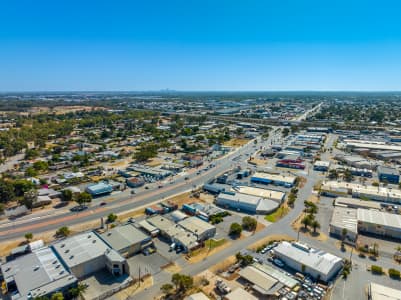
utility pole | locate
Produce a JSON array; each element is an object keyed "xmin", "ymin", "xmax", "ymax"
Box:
[{"xmin": 138, "ymin": 265, "xmax": 141, "ymax": 286}]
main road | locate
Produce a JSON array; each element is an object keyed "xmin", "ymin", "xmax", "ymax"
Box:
[{"xmin": 0, "ymin": 132, "xmax": 276, "ymax": 241}]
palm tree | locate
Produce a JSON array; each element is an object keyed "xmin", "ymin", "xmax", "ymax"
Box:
[
  {"xmin": 69, "ymin": 283, "xmax": 87, "ymax": 299},
  {"xmin": 311, "ymin": 220, "xmax": 320, "ymax": 233},
  {"xmin": 301, "ymin": 215, "xmax": 312, "ymax": 230}
]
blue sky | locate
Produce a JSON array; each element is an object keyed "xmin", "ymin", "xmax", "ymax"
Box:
[{"xmin": 1, "ymin": 0, "xmax": 401, "ymax": 91}]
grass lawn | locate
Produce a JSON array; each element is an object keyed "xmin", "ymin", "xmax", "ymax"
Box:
[{"xmin": 265, "ymin": 205, "xmax": 289, "ymax": 222}]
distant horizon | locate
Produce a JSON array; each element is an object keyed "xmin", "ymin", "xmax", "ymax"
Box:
[{"xmin": 2, "ymin": 90, "xmax": 401, "ymax": 94}]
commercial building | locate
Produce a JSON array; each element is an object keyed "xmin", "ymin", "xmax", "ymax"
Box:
[
  {"xmin": 234, "ymin": 263, "xmax": 298, "ymax": 299},
  {"xmin": 146, "ymin": 215, "xmax": 199, "ymax": 251},
  {"xmin": 138, "ymin": 220, "xmax": 160, "ymax": 237},
  {"xmin": 313, "ymin": 160, "xmax": 330, "ymax": 171},
  {"xmin": 126, "ymin": 177, "xmax": 145, "ymax": 188},
  {"xmin": 344, "ymin": 140, "xmax": 401, "ymax": 152},
  {"xmin": 178, "ymin": 216, "xmax": 216, "ymax": 241},
  {"xmin": 329, "ymin": 207, "xmax": 358, "ymax": 244},
  {"xmin": 274, "ymin": 241, "xmax": 343, "ymax": 282},
  {"xmin": 127, "ymin": 164, "xmax": 172, "ymax": 180},
  {"xmin": 99, "ymin": 224, "xmax": 152, "ymax": 257},
  {"xmin": 238, "ymin": 265, "xmax": 282, "ymax": 297},
  {"xmin": 251, "ymin": 172, "xmax": 296, "ymax": 187},
  {"xmin": 232, "ymin": 186, "xmax": 285, "ymax": 203},
  {"xmin": 85, "ymin": 182, "xmax": 113, "ymax": 196},
  {"xmin": 52, "ymin": 232, "xmax": 126, "ymax": 278},
  {"xmin": 334, "ymin": 154, "xmax": 375, "ymax": 170},
  {"xmin": 377, "ymin": 166, "xmax": 400, "ymax": 184},
  {"xmin": 334, "ymin": 197, "xmax": 382, "ymax": 210},
  {"xmin": 367, "ymin": 282, "xmax": 401, "ymax": 300},
  {"xmin": 320, "ymin": 181, "xmax": 401, "ymax": 204},
  {"xmin": 1, "ymin": 247, "xmax": 77, "ymax": 300},
  {"xmin": 357, "ymin": 208, "xmax": 401, "ymax": 239},
  {"xmin": 216, "ymin": 192, "xmax": 279, "ymax": 214}
]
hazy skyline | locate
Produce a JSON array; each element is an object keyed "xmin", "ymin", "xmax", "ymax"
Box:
[{"xmin": 1, "ymin": 0, "xmax": 401, "ymax": 91}]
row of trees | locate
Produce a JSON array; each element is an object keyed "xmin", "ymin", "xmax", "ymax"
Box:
[
  {"xmin": 229, "ymin": 216, "xmax": 258, "ymax": 237},
  {"xmin": 301, "ymin": 201, "xmax": 321, "ymax": 234}
]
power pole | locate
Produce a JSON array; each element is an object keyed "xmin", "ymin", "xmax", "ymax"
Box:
[{"xmin": 138, "ymin": 265, "xmax": 141, "ymax": 286}]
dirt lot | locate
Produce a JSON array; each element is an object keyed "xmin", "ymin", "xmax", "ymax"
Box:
[
  {"xmin": 223, "ymin": 138, "xmax": 250, "ymax": 147},
  {"xmin": 186, "ymin": 239, "xmax": 231, "ymax": 264}
]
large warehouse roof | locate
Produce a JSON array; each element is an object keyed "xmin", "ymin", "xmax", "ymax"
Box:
[
  {"xmin": 52, "ymin": 232, "xmax": 110, "ymax": 268},
  {"xmin": 330, "ymin": 207, "xmax": 358, "ymax": 234},
  {"xmin": 99, "ymin": 224, "xmax": 150, "ymax": 252},
  {"xmin": 335, "ymin": 197, "xmax": 382, "ymax": 210},
  {"xmin": 357, "ymin": 209, "xmax": 401, "ymax": 231},
  {"xmin": 1, "ymin": 247, "xmax": 77, "ymax": 300},
  {"xmin": 178, "ymin": 216, "xmax": 215, "ymax": 236},
  {"xmin": 252, "ymin": 172, "xmax": 296, "ymax": 184},
  {"xmin": 369, "ymin": 282, "xmax": 401, "ymax": 300},
  {"xmin": 274, "ymin": 242, "xmax": 343, "ymax": 276},
  {"xmin": 233, "ymin": 186, "xmax": 285, "ymax": 202},
  {"xmin": 238, "ymin": 265, "xmax": 278, "ymax": 294}
]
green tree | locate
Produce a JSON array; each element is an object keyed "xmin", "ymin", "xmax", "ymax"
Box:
[
  {"xmin": 68, "ymin": 283, "xmax": 87, "ymax": 299},
  {"xmin": 50, "ymin": 292, "xmax": 64, "ymax": 300},
  {"xmin": 134, "ymin": 142, "xmax": 159, "ymax": 162},
  {"xmin": 23, "ymin": 189, "xmax": 38, "ymax": 210},
  {"xmin": 76, "ymin": 192, "xmax": 92, "ymax": 207},
  {"xmin": 107, "ymin": 213, "xmax": 118, "ymax": 223},
  {"xmin": 25, "ymin": 166, "xmax": 38, "ymax": 177},
  {"xmin": 25, "ymin": 148, "xmax": 40, "ymax": 160},
  {"xmin": 33, "ymin": 161, "xmax": 49, "ymax": 172},
  {"xmin": 311, "ymin": 220, "xmax": 321, "ymax": 233},
  {"xmin": 229, "ymin": 222, "xmax": 242, "ymax": 237},
  {"xmin": 60, "ymin": 189, "xmax": 73, "ymax": 202},
  {"xmin": 171, "ymin": 273, "xmax": 193, "ymax": 292},
  {"xmin": 242, "ymin": 216, "xmax": 257, "ymax": 231},
  {"xmin": 13, "ymin": 179, "xmax": 35, "ymax": 197},
  {"xmin": 160, "ymin": 283, "xmax": 174, "ymax": 295},
  {"xmin": 301, "ymin": 215, "xmax": 313, "ymax": 230},
  {"xmin": 0, "ymin": 179, "xmax": 15, "ymax": 203},
  {"xmin": 24, "ymin": 232, "xmax": 33, "ymax": 242},
  {"xmin": 56, "ymin": 226, "xmax": 71, "ymax": 238}
]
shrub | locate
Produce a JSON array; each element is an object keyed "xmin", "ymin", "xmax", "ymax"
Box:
[
  {"xmin": 371, "ymin": 265, "xmax": 383, "ymax": 274},
  {"xmin": 388, "ymin": 268, "xmax": 400, "ymax": 279},
  {"xmin": 242, "ymin": 216, "xmax": 257, "ymax": 231}
]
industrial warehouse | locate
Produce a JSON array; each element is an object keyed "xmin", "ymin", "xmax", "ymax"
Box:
[
  {"xmin": 0, "ymin": 247, "xmax": 78, "ymax": 300},
  {"xmin": 216, "ymin": 192, "xmax": 279, "ymax": 214},
  {"xmin": 329, "ymin": 206, "xmax": 401, "ymax": 241},
  {"xmin": 250, "ymin": 172, "xmax": 297, "ymax": 187},
  {"xmin": 320, "ymin": 181, "xmax": 401, "ymax": 204},
  {"xmin": 273, "ymin": 241, "xmax": 343, "ymax": 282},
  {"xmin": 52, "ymin": 232, "xmax": 127, "ymax": 278}
]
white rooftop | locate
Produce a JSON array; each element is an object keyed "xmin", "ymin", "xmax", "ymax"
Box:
[
  {"xmin": 274, "ymin": 241, "xmax": 343, "ymax": 276},
  {"xmin": 369, "ymin": 282, "xmax": 401, "ymax": 300},
  {"xmin": 233, "ymin": 186, "xmax": 285, "ymax": 202},
  {"xmin": 52, "ymin": 232, "xmax": 111, "ymax": 268},
  {"xmin": 330, "ymin": 206, "xmax": 358, "ymax": 234},
  {"xmin": 1, "ymin": 247, "xmax": 77, "ymax": 300},
  {"xmin": 357, "ymin": 208, "xmax": 401, "ymax": 231},
  {"xmin": 252, "ymin": 172, "xmax": 296, "ymax": 184}
]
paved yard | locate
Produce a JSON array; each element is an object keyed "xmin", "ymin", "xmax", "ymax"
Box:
[
  {"xmin": 82, "ymin": 270, "xmax": 131, "ymax": 300},
  {"xmin": 127, "ymin": 252, "xmax": 169, "ymax": 278}
]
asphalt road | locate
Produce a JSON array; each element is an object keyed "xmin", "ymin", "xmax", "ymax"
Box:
[{"xmin": 0, "ymin": 133, "xmax": 275, "ymax": 241}]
